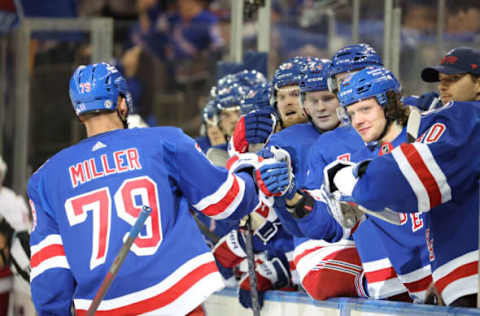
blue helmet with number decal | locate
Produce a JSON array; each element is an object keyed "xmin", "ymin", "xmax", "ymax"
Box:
[
  {"xmin": 338, "ymin": 66, "xmax": 401, "ymax": 108},
  {"xmin": 69, "ymin": 62, "xmax": 133, "ymax": 116}
]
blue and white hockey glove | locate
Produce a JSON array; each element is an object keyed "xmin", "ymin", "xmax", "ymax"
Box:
[
  {"xmin": 238, "ymin": 256, "xmax": 290, "ymax": 309},
  {"xmin": 229, "ymin": 109, "xmax": 276, "ymax": 155},
  {"xmin": 324, "ymin": 160, "xmax": 371, "ymax": 196},
  {"xmin": 256, "ymin": 146, "xmax": 295, "ymax": 198}
]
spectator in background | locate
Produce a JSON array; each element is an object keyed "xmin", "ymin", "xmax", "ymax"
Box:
[
  {"xmin": 125, "ymin": 0, "xmax": 224, "ymax": 129},
  {"xmin": 446, "ymin": 0, "xmax": 480, "ymax": 40},
  {"xmin": 77, "ymin": 0, "xmax": 137, "ymax": 19}
]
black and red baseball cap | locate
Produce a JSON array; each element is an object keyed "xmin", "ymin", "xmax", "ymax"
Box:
[{"xmin": 421, "ymin": 47, "xmax": 480, "ymax": 82}]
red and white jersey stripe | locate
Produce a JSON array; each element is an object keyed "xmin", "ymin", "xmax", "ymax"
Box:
[
  {"xmin": 75, "ymin": 252, "xmax": 224, "ymax": 315},
  {"xmin": 294, "ymin": 239, "xmax": 357, "ymax": 281},
  {"xmin": 193, "ymin": 173, "xmax": 246, "ymax": 220},
  {"xmin": 30, "ymin": 234, "xmax": 70, "ymax": 280},
  {"xmin": 392, "ymin": 143, "xmax": 451, "ymax": 212},
  {"xmin": 397, "ymin": 265, "xmax": 432, "ymax": 303},
  {"xmin": 362, "ymin": 258, "xmax": 407, "ymax": 299},
  {"xmin": 432, "ymin": 250, "xmax": 478, "ymax": 305}
]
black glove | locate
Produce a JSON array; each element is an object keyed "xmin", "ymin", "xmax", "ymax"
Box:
[{"xmin": 286, "ymin": 193, "xmax": 315, "ymax": 219}]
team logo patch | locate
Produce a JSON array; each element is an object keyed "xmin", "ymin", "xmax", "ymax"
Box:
[
  {"xmin": 29, "ymin": 199, "xmax": 37, "ymax": 232},
  {"xmin": 441, "ymin": 55, "xmax": 458, "ymax": 65}
]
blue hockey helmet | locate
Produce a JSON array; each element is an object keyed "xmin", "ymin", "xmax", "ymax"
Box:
[
  {"xmin": 69, "ymin": 62, "xmax": 133, "ymax": 116},
  {"xmin": 299, "ymin": 59, "xmax": 332, "ymax": 93},
  {"xmin": 271, "ymin": 56, "xmax": 316, "ymax": 90},
  {"xmin": 328, "ymin": 44, "xmax": 383, "ymax": 93},
  {"xmin": 202, "ymin": 99, "xmax": 219, "ymax": 126},
  {"xmin": 337, "ymin": 66, "xmax": 401, "ymax": 109},
  {"xmin": 240, "ymin": 83, "xmax": 272, "ymax": 115},
  {"xmin": 235, "ymin": 69, "xmax": 267, "ymax": 89},
  {"xmin": 215, "ymin": 83, "xmax": 248, "ymax": 110},
  {"xmin": 211, "ymin": 73, "xmax": 241, "ymax": 98}
]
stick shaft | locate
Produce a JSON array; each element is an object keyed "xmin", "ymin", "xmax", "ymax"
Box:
[
  {"xmin": 87, "ymin": 206, "xmax": 152, "ymax": 316},
  {"xmin": 244, "ymin": 216, "xmax": 261, "ymax": 316}
]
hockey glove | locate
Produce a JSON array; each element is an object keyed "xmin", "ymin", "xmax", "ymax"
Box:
[
  {"xmin": 255, "ymin": 146, "xmax": 296, "ymax": 198},
  {"xmin": 213, "ymin": 230, "xmax": 247, "ymax": 268},
  {"xmin": 286, "ymin": 192, "xmax": 315, "ymax": 219},
  {"xmin": 324, "ymin": 159, "xmax": 371, "ymax": 196},
  {"xmin": 238, "ymin": 256, "xmax": 290, "ymax": 309},
  {"xmin": 229, "ymin": 109, "xmax": 276, "ymax": 156}
]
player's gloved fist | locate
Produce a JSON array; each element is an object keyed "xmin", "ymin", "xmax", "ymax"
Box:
[
  {"xmin": 323, "ymin": 160, "xmax": 358, "ymax": 195},
  {"xmin": 230, "ymin": 109, "xmax": 276, "ymax": 155},
  {"xmin": 213, "ymin": 230, "xmax": 247, "ymax": 268},
  {"xmin": 238, "ymin": 256, "xmax": 290, "ymax": 309},
  {"xmin": 286, "ymin": 192, "xmax": 315, "ymax": 219},
  {"xmin": 255, "ymin": 161, "xmax": 291, "ymax": 197}
]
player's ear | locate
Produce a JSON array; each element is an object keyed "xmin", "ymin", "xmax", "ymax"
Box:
[
  {"xmin": 117, "ymin": 96, "xmax": 128, "ymax": 117},
  {"xmin": 473, "ymin": 74, "xmax": 480, "ymax": 88}
]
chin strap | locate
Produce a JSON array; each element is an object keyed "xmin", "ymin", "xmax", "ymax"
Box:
[{"xmin": 366, "ymin": 118, "xmax": 392, "ymax": 151}]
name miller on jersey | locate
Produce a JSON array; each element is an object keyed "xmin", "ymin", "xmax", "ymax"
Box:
[{"xmin": 68, "ymin": 147, "xmax": 142, "ymax": 188}]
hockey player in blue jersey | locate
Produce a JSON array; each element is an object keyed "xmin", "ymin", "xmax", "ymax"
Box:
[
  {"xmin": 326, "ymin": 66, "xmax": 433, "ymax": 302},
  {"xmin": 196, "ymin": 99, "xmax": 226, "ymax": 154},
  {"xmin": 327, "ymin": 47, "xmax": 480, "ymax": 307},
  {"xmin": 295, "ymin": 67, "xmax": 434, "ymax": 302},
  {"xmin": 265, "ymin": 58, "xmax": 367, "ymax": 301},
  {"xmin": 27, "ymin": 62, "xmax": 289, "ymax": 316},
  {"xmin": 275, "ymin": 45, "xmax": 414, "ymax": 301},
  {"xmin": 214, "ymin": 57, "xmax": 328, "ymax": 309}
]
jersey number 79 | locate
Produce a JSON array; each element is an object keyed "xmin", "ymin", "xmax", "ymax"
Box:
[{"xmin": 65, "ymin": 176, "xmax": 162, "ymax": 270}]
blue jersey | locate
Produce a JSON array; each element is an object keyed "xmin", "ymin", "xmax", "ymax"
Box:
[
  {"xmin": 302, "ymin": 125, "xmax": 417, "ymax": 299},
  {"xmin": 28, "ymin": 127, "xmax": 260, "ymax": 315},
  {"xmin": 299, "ymin": 126, "xmax": 364, "ymax": 240},
  {"xmin": 266, "ymin": 123, "xmax": 321, "ymax": 238},
  {"xmin": 352, "ymin": 128, "xmax": 432, "ymax": 302},
  {"xmin": 349, "ymin": 101, "xmax": 480, "ymax": 304},
  {"xmin": 195, "ymin": 135, "xmax": 212, "ymax": 154}
]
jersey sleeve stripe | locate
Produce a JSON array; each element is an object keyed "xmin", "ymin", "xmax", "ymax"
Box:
[
  {"xmin": 413, "ymin": 142, "xmax": 451, "ymax": 204},
  {"xmin": 401, "ymin": 143, "xmax": 442, "ymax": 208},
  {"xmin": 30, "ymin": 234, "xmax": 70, "ymax": 280},
  {"xmin": 193, "ymin": 173, "xmax": 245, "ymax": 219},
  {"xmin": 392, "ymin": 143, "xmax": 449, "ymax": 212},
  {"xmin": 30, "ymin": 244, "xmax": 66, "ymax": 268},
  {"xmin": 31, "ymin": 256, "xmax": 71, "ymax": 281}
]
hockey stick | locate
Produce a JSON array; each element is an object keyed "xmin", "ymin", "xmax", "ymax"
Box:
[
  {"xmin": 355, "ymin": 205, "xmax": 402, "ymax": 225},
  {"xmin": 191, "ymin": 211, "xmax": 220, "ymax": 244},
  {"xmin": 87, "ymin": 205, "xmax": 152, "ymax": 316},
  {"xmin": 243, "ymin": 215, "xmax": 261, "ymax": 316}
]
